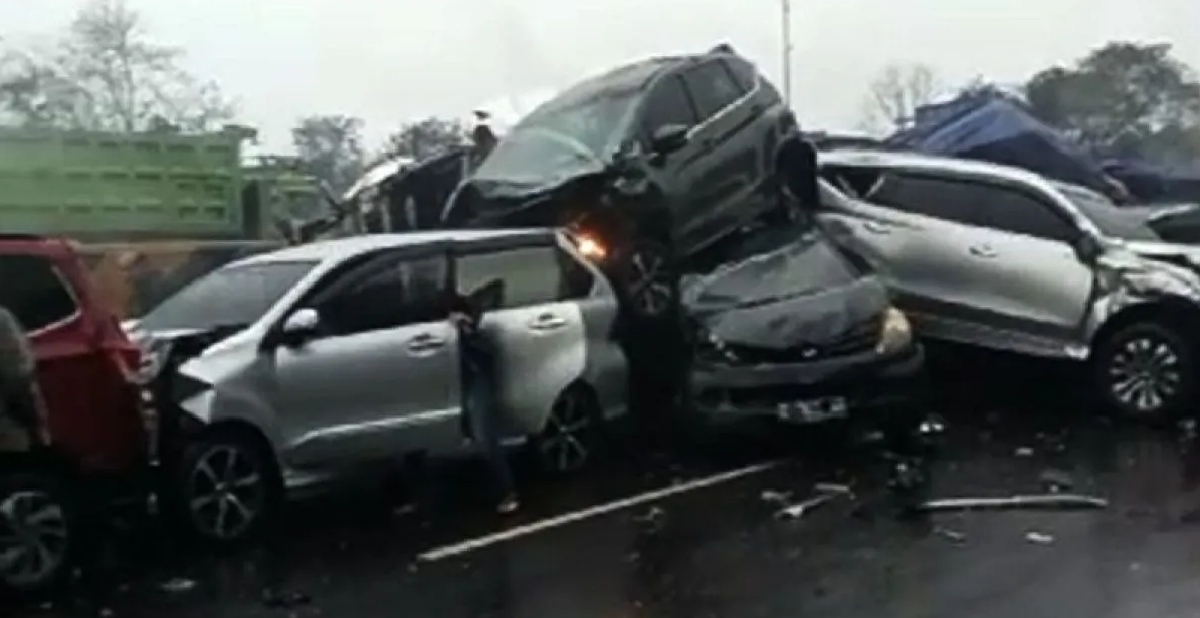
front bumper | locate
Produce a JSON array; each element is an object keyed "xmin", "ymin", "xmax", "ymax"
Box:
[{"xmin": 687, "ymin": 343, "xmax": 926, "ymax": 426}]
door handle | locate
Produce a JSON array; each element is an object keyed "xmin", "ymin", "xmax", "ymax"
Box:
[
  {"xmin": 968, "ymin": 244, "xmax": 997, "ymax": 258},
  {"xmin": 406, "ymin": 333, "xmax": 446, "ymax": 352},
  {"xmin": 528, "ymin": 314, "xmax": 567, "ymax": 331},
  {"xmin": 862, "ymin": 221, "xmax": 891, "ymax": 234}
]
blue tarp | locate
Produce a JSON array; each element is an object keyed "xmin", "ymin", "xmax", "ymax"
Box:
[
  {"xmin": 885, "ymin": 97, "xmax": 1112, "ymax": 194},
  {"xmin": 1101, "ymin": 158, "xmax": 1200, "ymax": 203}
]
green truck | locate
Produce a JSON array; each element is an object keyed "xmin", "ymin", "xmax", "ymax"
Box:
[{"xmin": 0, "ymin": 125, "xmax": 317, "ymax": 317}]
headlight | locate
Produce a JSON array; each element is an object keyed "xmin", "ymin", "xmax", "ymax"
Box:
[
  {"xmin": 574, "ymin": 233, "xmax": 607, "ymax": 260},
  {"xmin": 137, "ymin": 338, "xmax": 171, "ymax": 385},
  {"xmin": 697, "ymin": 329, "xmax": 740, "ymax": 363},
  {"xmin": 875, "ymin": 307, "xmax": 913, "ymax": 355}
]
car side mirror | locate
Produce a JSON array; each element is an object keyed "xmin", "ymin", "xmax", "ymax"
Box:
[
  {"xmin": 1074, "ymin": 233, "xmax": 1103, "ymax": 264},
  {"xmin": 649, "ymin": 124, "xmax": 689, "ymax": 157},
  {"xmin": 278, "ymin": 308, "xmax": 320, "ymax": 346}
]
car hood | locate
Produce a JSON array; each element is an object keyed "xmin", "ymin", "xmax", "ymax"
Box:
[
  {"xmin": 683, "ymin": 234, "xmax": 889, "ymax": 349},
  {"xmin": 443, "ymin": 168, "xmax": 623, "ymax": 229},
  {"xmin": 1123, "ymin": 239, "xmax": 1200, "ymax": 266}
]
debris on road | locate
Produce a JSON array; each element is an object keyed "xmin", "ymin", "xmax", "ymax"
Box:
[
  {"xmin": 934, "ymin": 526, "xmax": 967, "ymax": 544},
  {"xmin": 814, "ymin": 482, "xmax": 854, "ymax": 497},
  {"xmin": 918, "ymin": 494, "xmax": 1108, "ymax": 512},
  {"xmin": 1039, "ymin": 468, "xmax": 1074, "ymax": 492},
  {"xmin": 1024, "ymin": 531, "xmax": 1055, "ymax": 545},
  {"xmin": 777, "ymin": 492, "xmax": 840, "ymax": 520},
  {"xmin": 159, "ymin": 577, "xmax": 197, "ymax": 593},
  {"xmin": 760, "ymin": 489, "xmax": 793, "ymax": 505},
  {"xmin": 1014, "ymin": 446, "xmax": 1034, "ymax": 457}
]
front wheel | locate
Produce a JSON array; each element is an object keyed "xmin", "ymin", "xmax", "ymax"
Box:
[
  {"xmin": 612, "ymin": 240, "xmax": 678, "ymax": 323},
  {"xmin": 0, "ymin": 471, "xmax": 77, "ymax": 597},
  {"xmin": 1092, "ymin": 321, "xmax": 1197, "ymax": 422},
  {"xmin": 534, "ymin": 386, "xmax": 604, "ymax": 475},
  {"xmin": 168, "ymin": 431, "xmax": 282, "ymax": 545}
]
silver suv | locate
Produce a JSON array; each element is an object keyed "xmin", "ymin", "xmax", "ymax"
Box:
[
  {"xmin": 815, "ymin": 150, "xmax": 1200, "ymax": 420},
  {"xmin": 143, "ymin": 229, "xmax": 627, "ymax": 542}
]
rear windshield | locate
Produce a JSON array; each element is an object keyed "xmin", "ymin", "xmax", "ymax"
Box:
[{"xmin": 139, "ymin": 260, "xmax": 317, "ymax": 331}]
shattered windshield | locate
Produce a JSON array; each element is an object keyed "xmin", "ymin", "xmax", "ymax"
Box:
[
  {"xmin": 1056, "ymin": 183, "xmax": 1161, "ymax": 241},
  {"xmin": 472, "ymin": 88, "xmax": 639, "ymax": 185},
  {"xmin": 139, "ymin": 260, "xmax": 317, "ymax": 331}
]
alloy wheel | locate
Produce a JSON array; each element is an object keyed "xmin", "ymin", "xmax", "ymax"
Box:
[
  {"xmin": 624, "ymin": 248, "xmax": 675, "ymax": 318},
  {"xmin": 539, "ymin": 392, "xmax": 595, "ymax": 474},
  {"xmin": 0, "ymin": 490, "xmax": 69, "ymax": 590},
  {"xmin": 1107, "ymin": 335, "xmax": 1184, "ymax": 414},
  {"xmin": 186, "ymin": 444, "xmax": 266, "ymax": 541}
]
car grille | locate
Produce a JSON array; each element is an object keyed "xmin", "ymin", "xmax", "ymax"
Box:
[{"xmin": 723, "ymin": 317, "xmax": 880, "ymax": 363}]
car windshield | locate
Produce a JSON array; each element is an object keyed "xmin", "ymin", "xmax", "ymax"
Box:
[
  {"xmin": 1056, "ymin": 183, "xmax": 1161, "ymax": 241},
  {"xmin": 472, "ymin": 88, "xmax": 639, "ymax": 185},
  {"xmin": 138, "ymin": 260, "xmax": 317, "ymax": 331}
]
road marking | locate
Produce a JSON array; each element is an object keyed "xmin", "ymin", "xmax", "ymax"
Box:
[{"xmin": 418, "ymin": 460, "xmax": 783, "ymax": 562}]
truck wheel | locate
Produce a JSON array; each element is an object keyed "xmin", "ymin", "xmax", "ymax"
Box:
[
  {"xmin": 170, "ymin": 430, "xmax": 282, "ymax": 545},
  {"xmin": 1092, "ymin": 321, "xmax": 1197, "ymax": 423},
  {"xmin": 0, "ymin": 471, "xmax": 77, "ymax": 597}
]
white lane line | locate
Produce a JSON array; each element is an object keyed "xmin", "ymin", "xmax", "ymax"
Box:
[{"xmin": 418, "ymin": 460, "xmax": 783, "ymax": 562}]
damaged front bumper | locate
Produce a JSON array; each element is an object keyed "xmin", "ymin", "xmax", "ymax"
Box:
[{"xmin": 686, "ymin": 342, "xmax": 926, "ymax": 426}]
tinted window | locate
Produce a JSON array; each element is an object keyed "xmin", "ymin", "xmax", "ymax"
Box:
[
  {"xmin": 977, "ymin": 188, "xmax": 1078, "ymax": 242},
  {"xmin": 639, "ymin": 76, "xmax": 698, "ymax": 136},
  {"xmin": 1055, "ymin": 183, "xmax": 1158, "ymax": 241},
  {"xmin": 0, "ymin": 254, "xmax": 77, "ymax": 332},
  {"xmin": 456, "ymin": 246, "xmax": 561, "ymax": 309},
  {"xmin": 866, "ymin": 174, "xmax": 986, "ymax": 225},
  {"xmin": 140, "ymin": 261, "xmax": 316, "ymax": 331},
  {"xmin": 683, "ymin": 60, "xmax": 744, "ymax": 120},
  {"xmin": 320, "ymin": 255, "xmax": 446, "ymax": 335},
  {"xmin": 557, "ymin": 248, "xmax": 595, "ymax": 300},
  {"xmin": 721, "ymin": 57, "xmax": 757, "ymax": 93}
]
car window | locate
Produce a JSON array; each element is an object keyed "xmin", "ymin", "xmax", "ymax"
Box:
[
  {"xmin": 456, "ymin": 245, "xmax": 563, "ymax": 309},
  {"xmin": 557, "ymin": 247, "xmax": 595, "ymax": 300},
  {"xmin": 140, "ymin": 261, "xmax": 317, "ymax": 331},
  {"xmin": 864, "ymin": 173, "xmax": 987, "ymax": 226},
  {"xmin": 0, "ymin": 254, "xmax": 78, "ymax": 332},
  {"xmin": 682, "ymin": 60, "xmax": 744, "ymax": 120},
  {"xmin": 319, "ymin": 254, "xmax": 447, "ymax": 336},
  {"xmin": 720, "ymin": 57, "xmax": 757, "ymax": 93},
  {"xmin": 976, "ymin": 187, "xmax": 1079, "ymax": 242},
  {"xmin": 639, "ymin": 75, "xmax": 698, "ymax": 137}
]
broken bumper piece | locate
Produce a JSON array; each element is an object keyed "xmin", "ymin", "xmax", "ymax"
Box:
[{"xmin": 687, "ymin": 343, "xmax": 925, "ymax": 425}]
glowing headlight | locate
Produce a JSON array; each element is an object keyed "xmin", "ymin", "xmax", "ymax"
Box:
[
  {"xmin": 875, "ymin": 307, "xmax": 913, "ymax": 355},
  {"xmin": 574, "ymin": 234, "xmax": 607, "ymax": 260}
]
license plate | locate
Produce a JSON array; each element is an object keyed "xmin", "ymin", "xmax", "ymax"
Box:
[{"xmin": 777, "ymin": 397, "xmax": 849, "ymax": 423}]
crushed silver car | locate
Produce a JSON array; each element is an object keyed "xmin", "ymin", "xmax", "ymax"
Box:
[
  {"xmin": 815, "ymin": 150, "xmax": 1200, "ymax": 420},
  {"xmin": 147, "ymin": 229, "xmax": 627, "ymax": 542}
]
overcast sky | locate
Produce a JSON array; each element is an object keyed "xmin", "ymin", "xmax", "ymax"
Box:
[{"xmin": 5, "ymin": 0, "xmax": 1198, "ymax": 154}]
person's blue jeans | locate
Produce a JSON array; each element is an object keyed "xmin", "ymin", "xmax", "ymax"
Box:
[{"xmin": 463, "ymin": 359, "xmax": 515, "ymax": 499}]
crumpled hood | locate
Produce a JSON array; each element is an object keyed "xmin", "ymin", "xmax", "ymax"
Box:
[
  {"xmin": 1123, "ymin": 239, "xmax": 1200, "ymax": 267},
  {"xmin": 684, "ymin": 234, "xmax": 889, "ymax": 349},
  {"xmin": 443, "ymin": 170, "xmax": 613, "ymax": 228}
]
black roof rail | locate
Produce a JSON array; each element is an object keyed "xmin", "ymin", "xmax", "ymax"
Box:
[{"xmin": 0, "ymin": 233, "xmax": 44, "ymax": 240}]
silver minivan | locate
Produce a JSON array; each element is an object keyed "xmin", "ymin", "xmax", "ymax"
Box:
[{"xmin": 142, "ymin": 229, "xmax": 627, "ymax": 542}]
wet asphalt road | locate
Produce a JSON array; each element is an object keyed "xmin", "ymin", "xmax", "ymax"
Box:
[{"xmin": 12, "ymin": 345, "xmax": 1200, "ymax": 618}]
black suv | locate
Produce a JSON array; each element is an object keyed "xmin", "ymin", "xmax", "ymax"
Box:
[{"xmin": 441, "ymin": 44, "xmax": 797, "ymax": 320}]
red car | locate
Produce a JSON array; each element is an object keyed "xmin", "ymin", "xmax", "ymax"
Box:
[{"xmin": 0, "ymin": 234, "xmax": 147, "ymax": 595}]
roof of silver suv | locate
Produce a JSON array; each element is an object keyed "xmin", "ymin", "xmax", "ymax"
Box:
[
  {"xmin": 819, "ymin": 149, "xmax": 1050, "ymax": 187},
  {"xmin": 238, "ymin": 229, "xmax": 556, "ymax": 266}
]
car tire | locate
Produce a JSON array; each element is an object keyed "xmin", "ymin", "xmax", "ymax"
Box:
[
  {"xmin": 0, "ymin": 470, "xmax": 78, "ymax": 598},
  {"xmin": 168, "ymin": 429, "xmax": 282, "ymax": 545},
  {"xmin": 534, "ymin": 385, "xmax": 605, "ymax": 475},
  {"xmin": 1092, "ymin": 321, "xmax": 1197, "ymax": 423},
  {"xmin": 612, "ymin": 239, "xmax": 678, "ymax": 324}
]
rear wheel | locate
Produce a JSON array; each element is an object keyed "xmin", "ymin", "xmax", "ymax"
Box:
[
  {"xmin": 0, "ymin": 471, "xmax": 76, "ymax": 597},
  {"xmin": 1092, "ymin": 321, "xmax": 1197, "ymax": 422},
  {"xmin": 169, "ymin": 430, "xmax": 282, "ymax": 545}
]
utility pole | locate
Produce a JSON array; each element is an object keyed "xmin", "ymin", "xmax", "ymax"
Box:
[{"xmin": 780, "ymin": 0, "xmax": 793, "ymax": 105}]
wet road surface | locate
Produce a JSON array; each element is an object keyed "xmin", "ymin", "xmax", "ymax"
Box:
[{"xmin": 11, "ymin": 345, "xmax": 1200, "ymax": 618}]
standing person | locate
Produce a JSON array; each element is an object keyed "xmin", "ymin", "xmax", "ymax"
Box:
[{"xmin": 447, "ymin": 282, "xmax": 518, "ymax": 514}]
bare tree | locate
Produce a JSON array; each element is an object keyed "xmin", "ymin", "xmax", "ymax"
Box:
[
  {"xmin": 861, "ymin": 63, "xmax": 940, "ymax": 133},
  {"xmin": 0, "ymin": 0, "xmax": 235, "ymax": 132}
]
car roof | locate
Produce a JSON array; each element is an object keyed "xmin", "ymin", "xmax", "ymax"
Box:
[
  {"xmin": 819, "ymin": 150, "xmax": 1046, "ymax": 186},
  {"xmin": 232, "ymin": 229, "xmax": 557, "ymax": 267}
]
